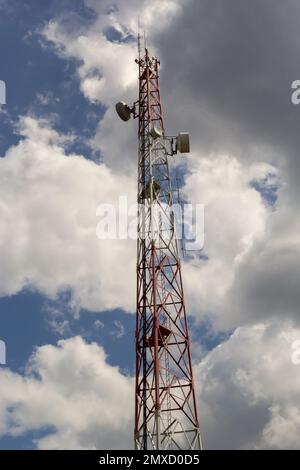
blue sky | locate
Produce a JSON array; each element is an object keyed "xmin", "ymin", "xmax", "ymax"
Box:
[{"xmin": 0, "ymin": 0, "xmax": 103, "ymax": 157}]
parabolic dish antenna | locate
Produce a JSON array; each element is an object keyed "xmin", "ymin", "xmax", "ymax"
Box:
[
  {"xmin": 115, "ymin": 101, "xmax": 132, "ymax": 121},
  {"xmin": 149, "ymin": 125, "xmax": 163, "ymax": 139}
]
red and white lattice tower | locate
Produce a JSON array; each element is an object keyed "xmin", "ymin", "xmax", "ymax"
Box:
[{"xmin": 116, "ymin": 44, "xmax": 201, "ymax": 451}]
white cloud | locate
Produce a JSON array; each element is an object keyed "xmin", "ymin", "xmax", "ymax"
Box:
[
  {"xmin": 1, "ymin": 118, "xmax": 280, "ymax": 327},
  {"xmin": 196, "ymin": 322, "xmax": 300, "ymax": 449},
  {"xmin": 261, "ymin": 405, "xmax": 300, "ymax": 450},
  {"xmin": 1, "ymin": 324, "xmax": 300, "ymax": 449},
  {"xmin": 0, "ymin": 115, "xmax": 136, "ymax": 312},
  {"xmin": 38, "ymin": 0, "xmax": 300, "ymax": 334},
  {"xmin": 40, "ymin": 0, "xmax": 186, "ymax": 174},
  {"xmin": 37, "ymin": 0, "xmax": 300, "ymax": 333},
  {"xmin": 1, "ymin": 112, "xmax": 293, "ymax": 333},
  {"xmin": 152, "ymin": 0, "xmax": 300, "ymax": 329},
  {"xmin": 181, "ymin": 154, "xmax": 277, "ymax": 324},
  {"xmin": 42, "ymin": 0, "xmax": 184, "ymax": 106},
  {"xmin": 111, "ymin": 320, "xmax": 125, "ymax": 339},
  {"xmin": 0, "ymin": 336, "xmax": 133, "ymax": 449},
  {"xmin": 223, "ymin": 193, "xmax": 300, "ymax": 327},
  {"xmin": 177, "ymin": 150, "xmax": 300, "ymax": 330},
  {"xmin": 12, "ymin": 0, "xmax": 298, "ymax": 452},
  {"xmin": 42, "ymin": 19, "xmax": 137, "ymax": 107}
]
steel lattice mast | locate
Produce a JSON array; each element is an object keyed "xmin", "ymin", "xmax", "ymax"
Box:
[{"xmin": 116, "ymin": 45, "xmax": 201, "ymax": 451}]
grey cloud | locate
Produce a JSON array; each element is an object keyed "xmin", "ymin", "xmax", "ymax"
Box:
[
  {"xmin": 224, "ymin": 236, "xmax": 300, "ymax": 327},
  {"xmin": 156, "ymin": 0, "xmax": 300, "ymax": 168},
  {"xmin": 153, "ymin": 0, "xmax": 300, "ymax": 327},
  {"xmin": 196, "ymin": 322, "xmax": 300, "ymax": 449}
]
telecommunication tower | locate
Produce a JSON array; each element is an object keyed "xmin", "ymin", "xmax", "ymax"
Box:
[{"xmin": 116, "ymin": 41, "xmax": 201, "ymax": 450}]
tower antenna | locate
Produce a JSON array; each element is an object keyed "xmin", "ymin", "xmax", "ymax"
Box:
[
  {"xmin": 137, "ymin": 16, "xmax": 141, "ymax": 61},
  {"xmin": 115, "ymin": 43, "xmax": 202, "ymax": 451}
]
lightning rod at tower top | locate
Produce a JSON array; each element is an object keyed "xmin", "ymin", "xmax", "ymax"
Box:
[{"xmin": 115, "ymin": 37, "xmax": 202, "ymax": 450}]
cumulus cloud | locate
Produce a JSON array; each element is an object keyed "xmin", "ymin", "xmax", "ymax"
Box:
[
  {"xmin": 1, "ymin": 324, "xmax": 300, "ymax": 450},
  {"xmin": 0, "ymin": 115, "xmax": 136, "ymax": 312},
  {"xmin": 39, "ymin": 0, "xmax": 300, "ymax": 331},
  {"xmin": 224, "ymin": 215, "xmax": 300, "ymax": 327},
  {"xmin": 41, "ymin": 0, "xmax": 184, "ymax": 106},
  {"xmin": 155, "ymin": 0, "xmax": 300, "ymax": 328},
  {"xmin": 182, "ymin": 154, "xmax": 278, "ymax": 324},
  {"xmin": 0, "ymin": 336, "xmax": 133, "ymax": 449},
  {"xmin": 181, "ymin": 151, "xmax": 300, "ymax": 329},
  {"xmin": 156, "ymin": 0, "xmax": 300, "ymax": 162},
  {"xmin": 196, "ymin": 322, "xmax": 300, "ymax": 449},
  {"xmin": 0, "ymin": 0, "xmax": 298, "ymax": 451},
  {"xmin": 41, "ymin": 0, "xmax": 185, "ymax": 173},
  {"xmin": 1, "ymin": 116, "xmax": 280, "ymax": 328}
]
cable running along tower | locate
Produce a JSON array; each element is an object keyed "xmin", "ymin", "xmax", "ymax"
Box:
[{"xmin": 116, "ymin": 41, "xmax": 201, "ymax": 450}]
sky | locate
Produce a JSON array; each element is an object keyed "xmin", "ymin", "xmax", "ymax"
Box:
[{"xmin": 0, "ymin": 0, "xmax": 300, "ymax": 450}]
